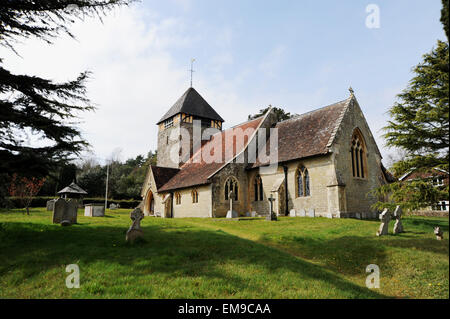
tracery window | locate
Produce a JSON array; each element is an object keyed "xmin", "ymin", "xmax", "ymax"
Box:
[
  {"xmin": 296, "ymin": 166, "xmax": 310, "ymax": 197},
  {"xmin": 253, "ymin": 175, "xmax": 264, "ymax": 201},
  {"xmin": 224, "ymin": 177, "xmax": 239, "ymax": 201},
  {"xmin": 175, "ymin": 192, "xmax": 181, "ymax": 205},
  {"xmin": 351, "ymin": 129, "xmax": 367, "ymax": 178},
  {"xmin": 192, "ymin": 189, "xmax": 198, "ymax": 203}
]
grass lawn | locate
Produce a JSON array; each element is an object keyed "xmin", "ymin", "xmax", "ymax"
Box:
[{"xmin": 0, "ymin": 208, "xmax": 448, "ymax": 299}]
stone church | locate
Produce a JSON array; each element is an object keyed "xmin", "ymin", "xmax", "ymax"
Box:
[{"xmin": 140, "ymin": 87, "xmax": 393, "ymax": 219}]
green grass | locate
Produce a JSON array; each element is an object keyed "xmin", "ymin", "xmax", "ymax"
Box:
[{"xmin": 0, "ymin": 208, "xmax": 448, "ymax": 299}]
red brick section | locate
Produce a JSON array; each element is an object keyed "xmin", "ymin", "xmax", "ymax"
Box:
[
  {"xmin": 252, "ymin": 99, "xmax": 348, "ymax": 167},
  {"xmin": 158, "ymin": 117, "xmax": 264, "ymax": 191},
  {"xmin": 150, "ymin": 166, "xmax": 180, "ymax": 191}
]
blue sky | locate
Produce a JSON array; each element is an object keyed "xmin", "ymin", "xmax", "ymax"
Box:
[{"xmin": 1, "ymin": 0, "xmax": 446, "ymax": 164}]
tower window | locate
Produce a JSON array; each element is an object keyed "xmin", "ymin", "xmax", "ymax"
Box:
[{"xmin": 164, "ymin": 118, "xmax": 173, "ymax": 129}]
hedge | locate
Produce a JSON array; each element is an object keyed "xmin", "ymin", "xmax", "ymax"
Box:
[{"xmin": 6, "ymin": 197, "xmax": 141, "ymax": 209}]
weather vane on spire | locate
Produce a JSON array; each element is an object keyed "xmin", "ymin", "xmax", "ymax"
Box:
[
  {"xmin": 189, "ymin": 58, "xmax": 195, "ymax": 87},
  {"xmin": 349, "ymin": 86, "xmax": 354, "ymax": 96}
]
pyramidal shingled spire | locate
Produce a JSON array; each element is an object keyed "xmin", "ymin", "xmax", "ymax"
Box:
[{"xmin": 157, "ymin": 87, "xmax": 224, "ymax": 124}]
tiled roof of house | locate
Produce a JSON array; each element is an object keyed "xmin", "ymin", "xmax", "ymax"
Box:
[
  {"xmin": 158, "ymin": 116, "xmax": 265, "ymax": 191},
  {"xmin": 150, "ymin": 166, "xmax": 180, "ymax": 190},
  {"xmin": 157, "ymin": 87, "xmax": 224, "ymax": 124},
  {"xmin": 251, "ymin": 98, "xmax": 350, "ymax": 167}
]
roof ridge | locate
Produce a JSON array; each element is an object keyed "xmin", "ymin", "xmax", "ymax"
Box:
[
  {"xmin": 326, "ymin": 96, "xmax": 353, "ymax": 148},
  {"xmin": 277, "ymin": 97, "xmax": 350, "ymax": 125}
]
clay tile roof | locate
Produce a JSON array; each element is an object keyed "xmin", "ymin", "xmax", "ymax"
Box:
[
  {"xmin": 252, "ymin": 98, "xmax": 350, "ymax": 167},
  {"xmin": 157, "ymin": 87, "xmax": 224, "ymax": 124},
  {"xmin": 151, "ymin": 166, "xmax": 180, "ymax": 191},
  {"xmin": 158, "ymin": 116, "xmax": 264, "ymax": 191}
]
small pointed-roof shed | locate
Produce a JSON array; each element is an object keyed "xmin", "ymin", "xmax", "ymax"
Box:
[{"xmin": 57, "ymin": 181, "xmax": 88, "ymax": 198}]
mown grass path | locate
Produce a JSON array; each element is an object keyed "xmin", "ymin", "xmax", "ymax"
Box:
[{"xmin": 0, "ymin": 208, "xmax": 448, "ymax": 298}]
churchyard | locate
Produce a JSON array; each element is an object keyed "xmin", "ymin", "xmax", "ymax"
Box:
[{"xmin": 0, "ymin": 208, "xmax": 448, "ymax": 299}]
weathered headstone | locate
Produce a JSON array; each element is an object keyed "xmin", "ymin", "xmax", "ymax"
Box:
[
  {"xmin": 355, "ymin": 213, "xmax": 361, "ymax": 219},
  {"xmin": 266, "ymin": 194, "xmax": 277, "ymax": 221},
  {"xmin": 289, "ymin": 209, "xmax": 296, "ymax": 217},
  {"xmin": 84, "ymin": 204, "xmax": 105, "ymax": 217},
  {"xmin": 226, "ymin": 190, "xmax": 238, "ymax": 218},
  {"xmin": 64, "ymin": 199, "xmax": 78, "ymax": 224},
  {"xmin": 308, "ymin": 208, "xmax": 315, "ymax": 218},
  {"xmin": 434, "ymin": 227, "xmax": 444, "ymax": 240},
  {"xmin": 376, "ymin": 208, "xmax": 391, "ymax": 236},
  {"xmin": 52, "ymin": 198, "xmax": 65, "ymax": 224},
  {"xmin": 299, "ymin": 209, "xmax": 306, "ymax": 217},
  {"xmin": 250, "ymin": 211, "xmax": 257, "ymax": 217},
  {"xmin": 110, "ymin": 203, "xmax": 118, "ymax": 210},
  {"xmin": 126, "ymin": 208, "xmax": 144, "ymax": 243},
  {"xmin": 46, "ymin": 199, "xmax": 56, "ymax": 211},
  {"xmin": 52, "ymin": 198, "xmax": 77, "ymax": 225},
  {"xmin": 393, "ymin": 206, "xmax": 404, "ymax": 234}
]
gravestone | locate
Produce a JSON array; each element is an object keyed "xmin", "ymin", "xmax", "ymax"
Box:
[
  {"xmin": 46, "ymin": 199, "xmax": 56, "ymax": 211},
  {"xmin": 355, "ymin": 213, "xmax": 361, "ymax": 219},
  {"xmin": 245, "ymin": 212, "xmax": 251, "ymax": 217},
  {"xmin": 299, "ymin": 209, "xmax": 306, "ymax": 217},
  {"xmin": 126, "ymin": 208, "xmax": 144, "ymax": 243},
  {"xmin": 434, "ymin": 227, "xmax": 444, "ymax": 240},
  {"xmin": 289, "ymin": 209, "xmax": 296, "ymax": 217},
  {"xmin": 226, "ymin": 190, "xmax": 238, "ymax": 218},
  {"xmin": 393, "ymin": 206, "xmax": 404, "ymax": 234},
  {"xmin": 52, "ymin": 198, "xmax": 77, "ymax": 225},
  {"xmin": 110, "ymin": 203, "xmax": 118, "ymax": 210},
  {"xmin": 250, "ymin": 211, "xmax": 257, "ymax": 217},
  {"xmin": 308, "ymin": 208, "xmax": 315, "ymax": 218},
  {"xmin": 376, "ymin": 208, "xmax": 391, "ymax": 236},
  {"xmin": 84, "ymin": 204, "xmax": 105, "ymax": 217},
  {"xmin": 52, "ymin": 198, "xmax": 66, "ymax": 224},
  {"xmin": 65, "ymin": 200, "xmax": 78, "ymax": 224},
  {"xmin": 266, "ymin": 194, "xmax": 277, "ymax": 221}
]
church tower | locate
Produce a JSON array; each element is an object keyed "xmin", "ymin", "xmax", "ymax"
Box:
[{"xmin": 156, "ymin": 87, "xmax": 224, "ymax": 168}]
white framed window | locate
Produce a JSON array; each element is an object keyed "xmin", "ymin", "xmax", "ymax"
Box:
[{"xmin": 164, "ymin": 118, "xmax": 173, "ymax": 129}]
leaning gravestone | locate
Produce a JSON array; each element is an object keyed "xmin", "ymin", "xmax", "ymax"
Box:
[
  {"xmin": 289, "ymin": 209, "xmax": 296, "ymax": 217},
  {"xmin": 308, "ymin": 209, "xmax": 315, "ymax": 218},
  {"xmin": 126, "ymin": 208, "xmax": 144, "ymax": 243},
  {"xmin": 393, "ymin": 205, "xmax": 404, "ymax": 234},
  {"xmin": 376, "ymin": 208, "xmax": 391, "ymax": 236}
]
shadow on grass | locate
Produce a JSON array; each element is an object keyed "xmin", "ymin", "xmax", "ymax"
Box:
[{"xmin": 0, "ymin": 221, "xmax": 387, "ymax": 298}]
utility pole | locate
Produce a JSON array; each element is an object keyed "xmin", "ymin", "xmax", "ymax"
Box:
[{"xmin": 105, "ymin": 163, "xmax": 109, "ymax": 210}]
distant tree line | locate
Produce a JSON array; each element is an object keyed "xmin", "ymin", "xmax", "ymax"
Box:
[{"xmin": 37, "ymin": 151, "xmax": 157, "ymax": 200}]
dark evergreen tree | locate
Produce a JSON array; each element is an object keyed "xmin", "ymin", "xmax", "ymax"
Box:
[
  {"xmin": 372, "ymin": 2, "xmax": 449, "ymax": 210},
  {"xmin": 248, "ymin": 105, "xmax": 294, "ymax": 122},
  {"xmin": 0, "ymin": 0, "xmax": 134, "ymax": 204}
]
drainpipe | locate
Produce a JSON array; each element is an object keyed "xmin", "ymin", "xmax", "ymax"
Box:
[{"xmin": 283, "ymin": 165, "xmax": 289, "ymax": 216}]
